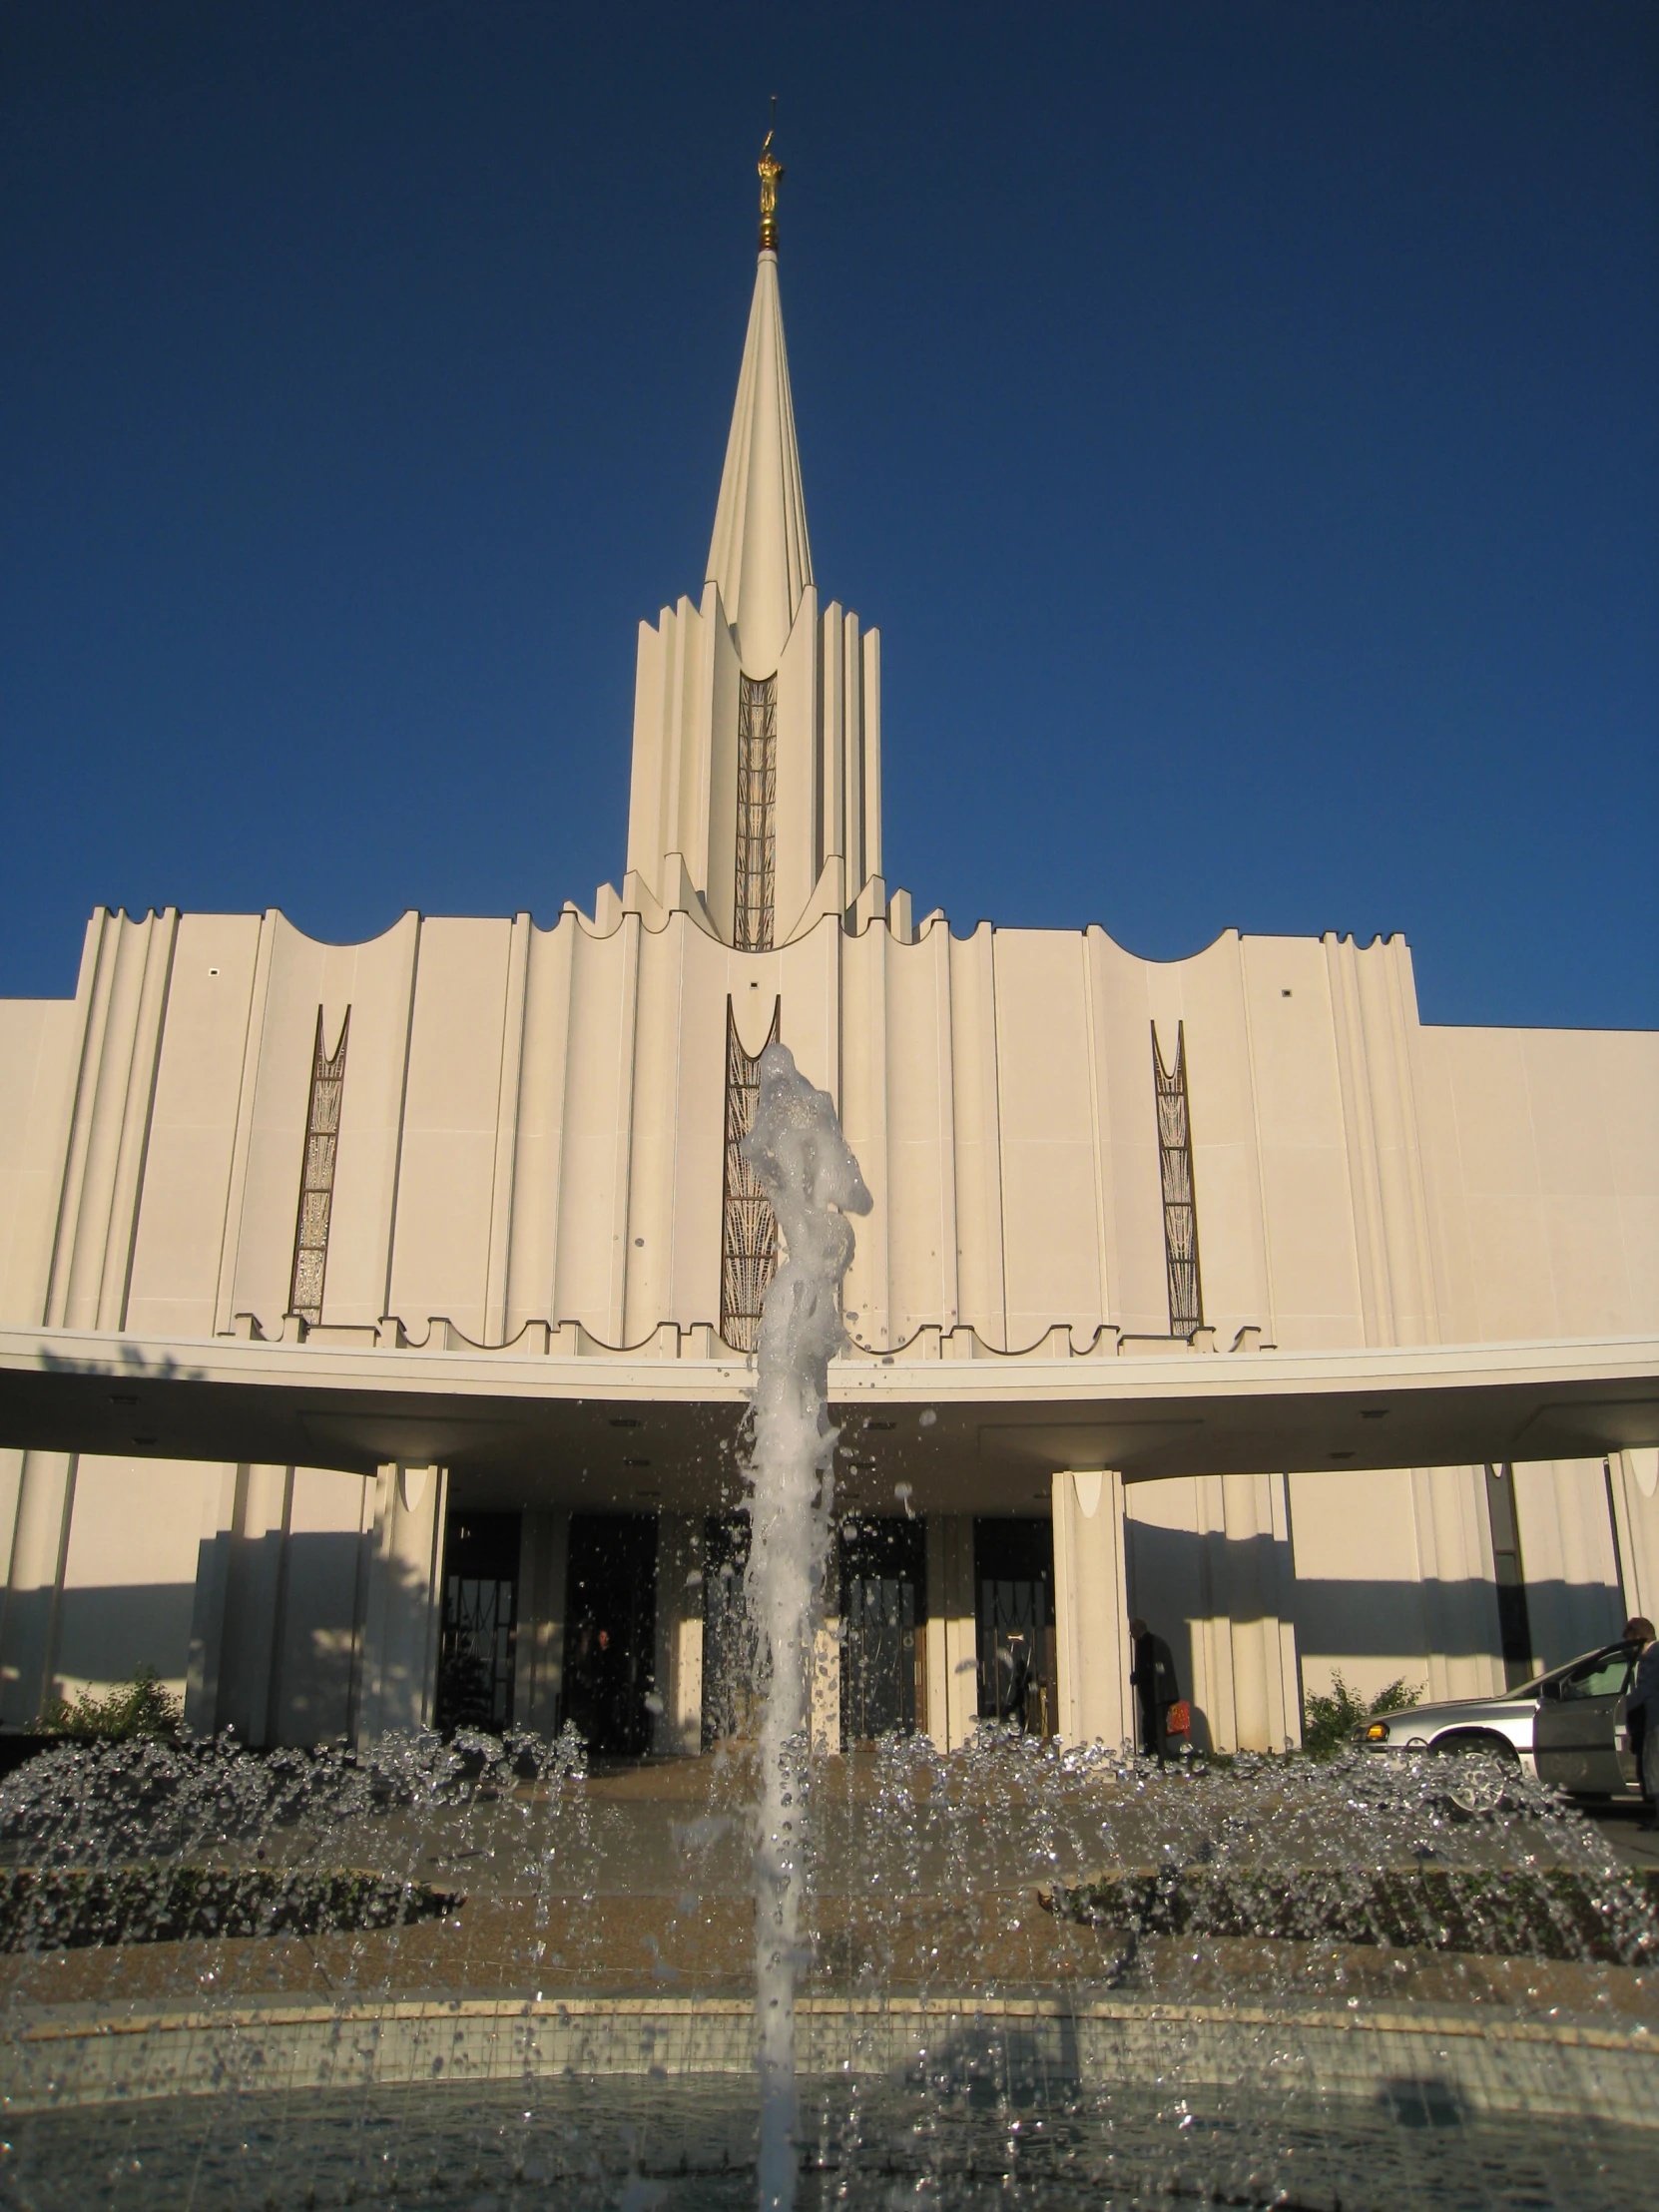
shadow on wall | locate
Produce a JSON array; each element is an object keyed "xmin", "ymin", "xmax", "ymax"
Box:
[
  {"xmin": 0, "ymin": 1539, "xmax": 396, "ymax": 1747},
  {"xmin": 1294, "ymin": 1575, "xmax": 1624, "ymax": 1676},
  {"xmin": 0, "ymin": 1584, "xmax": 194, "ymax": 1730},
  {"xmin": 49, "ymin": 1583, "xmax": 197, "ymax": 1704},
  {"xmin": 1125, "ymin": 1516, "xmax": 1625, "ymax": 1752},
  {"xmin": 192, "ymin": 1527, "xmax": 372, "ymax": 1747}
]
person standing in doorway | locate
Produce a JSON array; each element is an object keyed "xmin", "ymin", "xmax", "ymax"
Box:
[
  {"xmin": 1129, "ymin": 1617, "xmax": 1180, "ymax": 1762},
  {"xmin": 1625, "ymin": 1617, "xmax": 1659, "ymax": 1831}
]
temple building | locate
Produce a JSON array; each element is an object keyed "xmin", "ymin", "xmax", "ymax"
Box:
[{"xmin": 1, "ymin": 154, "xmax": 1656, "ymax": 1761}]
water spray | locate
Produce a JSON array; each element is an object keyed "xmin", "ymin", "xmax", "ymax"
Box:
[{"xmin": 739, "ymin": 1040, "xmax": 871, "ymax": 2211}]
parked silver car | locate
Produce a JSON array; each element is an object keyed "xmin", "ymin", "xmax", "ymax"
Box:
[{"xmin": 1356, "ymin": 1640, "xmax": 1644, "ymax": 1797}]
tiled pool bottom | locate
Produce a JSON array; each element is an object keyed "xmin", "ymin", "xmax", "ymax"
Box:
[{"xmin": 2, "ymin": 2069, "xmax": 1654, "ymax": 2211}]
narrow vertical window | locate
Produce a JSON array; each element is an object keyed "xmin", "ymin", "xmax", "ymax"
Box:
[
  {"xmin": 1484, "ymin": 1462, "xmax": 1534, "ymax": 1688},
  {"xmin": 734, "ymin": 674, "xmax": 777, "ymax": 952},
  {"xmin": 1153, "ymin": 1020, "xmax": 1203, "ymax": 1336},
  {"xmin": 721, "ymin": 994, "xmax": 781, "ymax": 1352},
  {"xmin": 288, "ymin": 1007, "xmax": 349, "ymax": 1328}
]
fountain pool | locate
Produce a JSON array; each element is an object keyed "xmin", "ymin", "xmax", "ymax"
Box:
[
  {"xmin": 0, "ymin": 1051, "xmax": 1654, "ymax": 2208},
  {"xmin": 0, "ymin": 1707, "xmax": 1655, "ymax": 2206}
]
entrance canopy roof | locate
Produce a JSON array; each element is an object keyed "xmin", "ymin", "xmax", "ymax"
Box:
[{"xmin": 1, "ymin": 1326, "xmax": 1654, "ymax": 1517}]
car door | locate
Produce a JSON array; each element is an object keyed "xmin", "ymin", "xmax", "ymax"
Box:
[{"xmin": 1533, "ymin": 1647, "xmax": 1635, "ymax": 1794}]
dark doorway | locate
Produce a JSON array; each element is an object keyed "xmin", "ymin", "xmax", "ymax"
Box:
[
  {"xmin": 564, "ymin": 1513, "xmax": 658, "ymax": 1756},
  {"xmin": 435, "ymin": 1510, "xmax": 521, "ymax": 1735},
  {"xmin": 839, "ymin": 1516, "xmax": 927, "ymax": 1746},
  {"xmin": 702, "ymin": 1513, "xmax": 767, "ymax": 1748},
  {"xmin": 973, "ymin": 1517, "xmax": 1057, "ymax": 1736}
]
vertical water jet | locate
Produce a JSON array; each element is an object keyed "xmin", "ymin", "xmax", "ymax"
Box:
[{"xmin": 740, "ymin": 1041, "xmax": 871, "ymax": 2211}]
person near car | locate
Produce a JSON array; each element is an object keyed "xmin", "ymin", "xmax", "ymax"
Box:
[{"xmin": 1626, "ymin": 1616, "xmax": 1659, "ymax": 1831}]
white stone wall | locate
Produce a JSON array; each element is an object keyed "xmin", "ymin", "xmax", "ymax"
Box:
[{"xmin": 0, "ymin": 897, "xmax": 1653, "ymax": 1738}]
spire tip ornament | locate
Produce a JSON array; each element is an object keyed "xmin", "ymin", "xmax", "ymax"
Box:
[{"xmin": 758, "ymin": 99, "xmax": 783, "ymax": 254}]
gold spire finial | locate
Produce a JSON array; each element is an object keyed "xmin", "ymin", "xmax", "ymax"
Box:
[{"xmin": 758, "ymin": 98, "xmax": 783, "ymax": 254}]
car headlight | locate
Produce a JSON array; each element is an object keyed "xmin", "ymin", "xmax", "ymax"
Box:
[{"xmin": 1366, "ymin": 1721, "xmax": 1389, "ymax": 1742}]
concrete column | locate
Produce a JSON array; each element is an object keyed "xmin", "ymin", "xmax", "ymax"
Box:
[
  {"xmin": 861, "ymin": 626, "xmax": 881, "ymax": 883},
  {"xmin": 924, "ymin": 1513, "xmax": 978, "ymax": 1750},
  {"xmin": 47, "ymin": 908, "xmax": 179, "ymax": 1334},
  {"xmin": 812, "ymin": 1621, "xmax": 840, "ymax": 1754},
  {"xmin": 947, "ymin": 924, "xmax": 1007, "ymax": 1352},
  {"xmin": 1264, "ymin": 1472, "xmax": 1303, "ymax": 1750},
  {"xmin": 0, "ymin": 1452, "xmax": 25, "ymax": 1598},
  {"xmin": 839, "ymin": 923, "xmax": 890, "ymax": 1352},
  {"xmin": 1512, "ymin": 1458, "xmax": 1627, "ymax": 1668},
  {"xmin": 1192, "ymin": 1476, "xmax": 1238, "ymax": 1751},
  {"xmin": 701, "ymin": 583, "xmax": 742, "ymax": 941},
  {"xmin": 653, "ymin": 1512, "xmax": 706, "ymax": 1754},
  {"xmin": 1052, "ymin": 1468, "xmax": 1132, "ymax": 1750},
  {"xmin": 842, "ymin": 611, "xmax": 863, "ymax": 896},
  {"xmin": 821, "ymin": 601, "xmax": 845, "ymax": 871},
  {"xmin": 604, "ymin": 914, "xmax": 643, "ymax": 1348},
  {"xmin": 184, "ymin": 1464, "xmax": 242, "ymax": 1737},
  {"xmin": 1200, "ymin": 1471, "xmax": 1302, "ymax": 1753},
  {"xmin": 774, "ymin": 582, "xmax": 821, "ymax": 939},
  {"xmin": 1412, "ymin": 1463, "xmax": 1505, "ymax": 1700},
  {"xmin": 1610, "ymin": 1450, "xmax": 1659, "ymax": 1624},
  {"xmin": 355, "ymin": 1463, "xmax": 448, "ymax": 1746},
  {"xmin": 0, "ymin": 1450, "xmax": 78, "ymax": 1728},
  {"xmin": 1223, "ymin": 1476, "xmax": 1270, "ymax": 1742},
  {"xmin": 483, "ymin": 913, "xmax": 532, "ymax": 1346},
  {"xmin": 218, "ymin": 1465, "xmax": 293, "ymax": 1746}
]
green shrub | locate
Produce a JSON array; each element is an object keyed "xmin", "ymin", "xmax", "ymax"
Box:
[
  {"xmin": 39, "ymin": 1666, "xmax": 183, "ymax": 1743},
  {"xmin": 1302, "ymin": 1670, "xmax": 1421, "ymax": 1759}
]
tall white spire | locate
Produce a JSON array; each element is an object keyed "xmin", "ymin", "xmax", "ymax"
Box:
[
  {"xmin": 623, "ymin": 132, "xmax": 886, "ymax": 949},
  {"xmin": 705, "ymin": 246, "xmax": 814, "ymax": 675}
]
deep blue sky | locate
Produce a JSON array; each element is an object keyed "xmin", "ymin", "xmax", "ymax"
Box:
[{"xmin": 3, "ymin": 3, "xmax": 1655, "ymax": 1027}]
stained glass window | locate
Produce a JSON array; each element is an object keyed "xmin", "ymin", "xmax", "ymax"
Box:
[
  {"xmin": 1152, "ymin": 1020, "xmax": 1203, "ymax": 1336},
  {"xmin": 288, "ymin": 1007, "xmax": 349, "ymax": 1328},
  {"xmin": 720, "ymin": 994, "xmax": 781, "ymax": 1352}
]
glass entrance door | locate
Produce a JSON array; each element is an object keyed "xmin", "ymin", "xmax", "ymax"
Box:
[
  {"xmin": 839, "ymin": 1517, "xmax": 927, "ymax": 1746},
  {"xmin": 563, "ymin": 1513, "xmax": 659, "ymax": 1757},
  {"xmin": 973, "ymin": 1517, "xmax": 1057, "ymax": 1736},
  {"xmin": 702, "ymin": 1512, "xmax": 767, "ymax": 1747},
  {"xmin": 435, "ymin": 1510, "xmax": 521, "ymax": 1734}
]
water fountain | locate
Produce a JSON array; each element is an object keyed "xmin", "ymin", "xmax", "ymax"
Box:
[
  {"xmin": 1, "ymin": 1707, "xmax": 1657, "ymax": 2203},
  {"xmin": 736, "ymin": 1040, "xmax": 870, "ymax": 2211},
  {"xmin": 0, "ymin": 1053, "xmax": 1655, "ymax": 2206}
]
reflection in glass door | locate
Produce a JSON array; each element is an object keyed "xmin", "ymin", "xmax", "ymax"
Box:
[
  {"xmin": 839, "ymin": 1517, "xmax": 926, "ymax": 1746},
  {"xmin": 702, "ymin": 1512, "xmax": 767, "ymax": 1747},
  {"xmin": 435, "ymin": 1510, "xmax": 521, "ymax": 1734},
  {"xmin": 973, "ymin": 1517, "xmax": 1057, "ymax": 1736}
]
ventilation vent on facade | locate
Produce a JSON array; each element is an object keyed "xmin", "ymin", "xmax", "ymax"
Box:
[
  {"xmin": 288, "ymin": 1007, "xmax": 350, "ymax": 1328},
  {"xmin": 1152, "ymin": 1020, "xmax": 1203, "ymax": 1336},
  {"xmin": 720, "ymin": 994, "xmax": 782, "ymax": 1352},
  {"xmin": 734, "ymin": 674, "xmax": 778, "ymax": 952}
]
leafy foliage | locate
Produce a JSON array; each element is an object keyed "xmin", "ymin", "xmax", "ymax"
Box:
[
  {"xmin": 38, "ymin": 1666, "xmax": 183, "ymax": 1743},
  {"xmin": 1302, "ymin": 1670, "xmax": 1421, "ymax": 1759}
]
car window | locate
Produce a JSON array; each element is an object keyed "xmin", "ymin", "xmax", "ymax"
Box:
[{"xmin": 1557, "ymin": 1652, "xmax": 1634, "ymax": 1701}]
